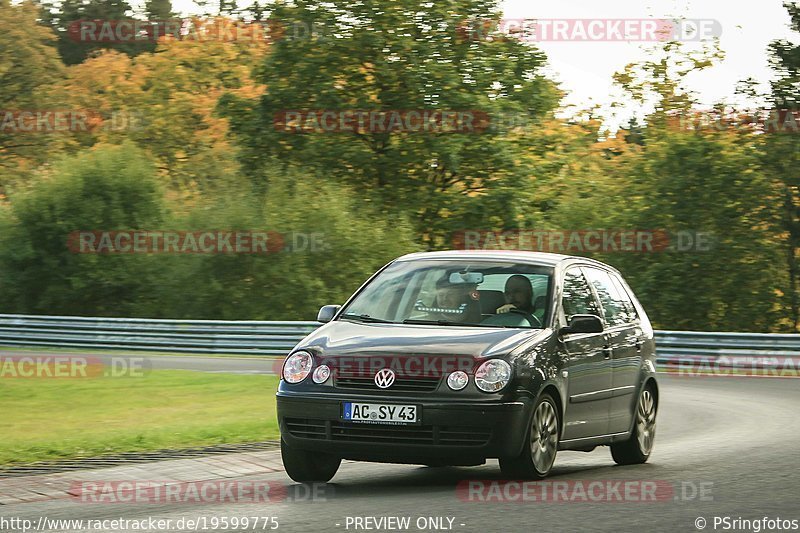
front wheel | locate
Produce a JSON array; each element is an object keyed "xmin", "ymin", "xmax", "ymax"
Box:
[
  {"xmin": 611, "ymin": 385, "xmax": 657, "ymax": 465},
  {"xmin": 499, "ymin": 393, "xmax": 559, "ymax": 479},
  {"xmin": 281, "ymin": 438, "xmax": 341, "ymax": 483}
]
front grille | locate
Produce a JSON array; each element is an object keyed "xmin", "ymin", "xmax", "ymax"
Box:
[
  {"xmin": 334, "ymin": 369, "xmax": 441, "ymax": 392},
  {"xmin": 331, "ymin": 421, "xmax": 434, "ymax": 444},
  {"xmin": 285, "ymin": 418, "xmax": 491, "ymax": 446}
]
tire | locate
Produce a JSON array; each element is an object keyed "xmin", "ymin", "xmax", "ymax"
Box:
[
  {"xmin": 280, "ymin": 438, "xmax": 341, "ymax": 483},
  {"xmin": 499, "ymin": 392, "xmax": 559, "ymax": 479},
  {"xmin": 611, "ymin": 385, "xmax": 657, "ymax": 465}
]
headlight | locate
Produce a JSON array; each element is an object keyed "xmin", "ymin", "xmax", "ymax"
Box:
[
  {"xmin": 312, "ymin": 364, "xmax": 331, "ymax": 384},
  {"xmin": 447, "ymin": 370, "xmax": 469, "ymax": 391},
  {"xmin": 474, "ymin": 359, "xmax": 512, "ymax": 392},
  {"xmin": 283, "ymin": 351, "xmax": 313, "ymax": 383}
]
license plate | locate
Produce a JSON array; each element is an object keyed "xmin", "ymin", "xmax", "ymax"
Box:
[{"xmin": 342, "ymin": 402, "xmax": 420, "ymax": 425}]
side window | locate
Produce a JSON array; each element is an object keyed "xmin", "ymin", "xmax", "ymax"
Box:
[
  {"xmin": 610, "ymin": 274, "xmax": 639, "ymax": 324},
  {"xmin": 561, "ymin": 268, "xmax": 599, "ymax": 321},
  {"xmin": 583, "ymin": 268, "xmax": 635, "ymax": 327}
]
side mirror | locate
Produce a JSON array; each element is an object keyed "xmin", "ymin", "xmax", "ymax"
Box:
[
  {"xmin": 317, "ymin": 305, "xmax": 341, "ymax": 323},
  {"xmin": 559, "ymin": 314, "xmax": 604, "ymax": 335}
]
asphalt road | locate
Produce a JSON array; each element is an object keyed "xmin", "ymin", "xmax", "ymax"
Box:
[{"xmin": 2, "ymin": 374, "xmax": 799, "ymax": 533}]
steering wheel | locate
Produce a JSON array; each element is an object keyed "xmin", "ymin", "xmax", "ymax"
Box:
[{"xmin": 509, "ymin": 308, "xmax": 542, "ymax": 328}]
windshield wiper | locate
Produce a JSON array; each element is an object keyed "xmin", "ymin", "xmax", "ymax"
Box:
[
  {"xmin": 339, "ymin": 313, "xmax": 395, "ymax": 324},
  {"xmin": 403, "ymin": 318, "xmax": 528, "ymax": 328},
  {"xmin": 403, "ymin": 318, "xmax": 459, "ymax": 326}
]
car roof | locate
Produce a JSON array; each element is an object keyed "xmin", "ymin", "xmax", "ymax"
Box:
[{"xmin": 394, "ymin": 250, "xmax": 616, "ymax": 270}]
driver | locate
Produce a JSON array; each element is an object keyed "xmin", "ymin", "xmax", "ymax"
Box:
[{"xmin": 496, "ymin": 274, "xmax": 534, "ymax": 315}]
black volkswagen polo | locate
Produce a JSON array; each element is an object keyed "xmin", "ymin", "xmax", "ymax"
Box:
[{"xmin": 277, "ymin": 251, "xmax": 658, "ymax": 482}]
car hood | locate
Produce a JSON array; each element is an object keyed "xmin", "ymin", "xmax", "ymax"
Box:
[{"xmin": 296, "ymin": 320, "xmax": 551, "ymax": 359}]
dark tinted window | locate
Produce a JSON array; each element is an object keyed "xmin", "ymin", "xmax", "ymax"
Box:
[
  {"xmin": 610, "ymin": 273, "xmax": 639, "ymax": 323},
  {"xmin": 583, "ymin": 267, "xmax": 637, "ymax": 327},
  {"xmin": 562, "ymin": 268, "xmax": 599, "ymax": 320}
]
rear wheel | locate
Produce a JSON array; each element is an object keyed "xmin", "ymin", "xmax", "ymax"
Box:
[
  {"xmin": 499, "ymin": 393, "xmax": 559, "ymax": 479},
  {"xmin": 611, "ymin": 385, "xmax": 657, "ymax": 465},
  {"xmin": 281, "ymin": 438, "xmax": 341, "ymax": 483}
]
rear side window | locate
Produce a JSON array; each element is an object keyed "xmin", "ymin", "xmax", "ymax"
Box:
[
  {"xmin": 610, "ymin": 273, "xmax": 639, "ymax": 323},
  {"xmin": 583, "ymin": 267, "xmax": 637, "ymax": 327},
  {"xmin": 561, "ymin": 268, "xmax": 599, "ymax": 321}
]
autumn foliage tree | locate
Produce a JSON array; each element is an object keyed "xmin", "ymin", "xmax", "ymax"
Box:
[
  {"xmin": 0, "ymin": 0, "xmax": 68, "ymax": 191},
  {"xmin": 62, "ymin": 18, "xmax": 268, "ymax": 192}
]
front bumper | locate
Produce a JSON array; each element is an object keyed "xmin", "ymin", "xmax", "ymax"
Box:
[{"xmin": 277, "ymin": 391, "xmax": 533, "ymax": 464}]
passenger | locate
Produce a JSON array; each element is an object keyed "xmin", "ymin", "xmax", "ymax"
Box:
[{"xmin": 432, "ymin": 275, "xmax": 481, "ymax": 323}]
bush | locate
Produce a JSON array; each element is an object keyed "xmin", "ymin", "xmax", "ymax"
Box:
[
  {"xmin": 152, "ymin": 171, "xmax": 420, "ymax": 320},
  {"xmin": 0, "ymin": 143, "xmax": 165, "ymax": 316}
]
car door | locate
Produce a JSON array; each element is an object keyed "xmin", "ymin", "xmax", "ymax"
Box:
[
  {"xmin": 582, "ymin": 267, "xmax": 643, "ymax": 435},
  {"xmin": 559, "ymin": 267, "xmax": 612, "ymax": 440}
]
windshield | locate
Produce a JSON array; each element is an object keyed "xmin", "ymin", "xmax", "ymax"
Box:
[{"xmin": 340, "ymin": 260, "xmax": 553, "ymax": 328}]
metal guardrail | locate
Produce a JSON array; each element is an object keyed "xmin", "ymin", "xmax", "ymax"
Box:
[
  {"xmin": 654, "ymin": 330, "xmax": 800, "ymax": 370},
  {"xmin": 655, "ymin": 330, "xmax": 800, "ymax": 359},
  {"xmin": 0, "ymin": 315, "xmax": 797, "ymax": 363},
  {"xmin": 0, "ymin": 314, "xmax": 318, "ymax": 356}
]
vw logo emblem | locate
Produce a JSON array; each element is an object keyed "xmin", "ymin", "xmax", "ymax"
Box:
[{"xmin": 374, "ymin": 368, "xmax": 396, "ymax": 389}]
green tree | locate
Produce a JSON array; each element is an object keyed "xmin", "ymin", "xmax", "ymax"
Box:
[
  {"xmin": 766, "ymin": 0, "xmax": 800, "ymax": 330},
  {"xmin": 607, "ymin": 127, "xmax": 784, "ymax": 332},
  {"xmin": 40, "ymin": 0, "xmax": 157, "ymax": 65},
  {"xmin": 601, "ymin": 41, "xmax": 786, "ymax": 331},
  {"xmin": 145, "ymin": 0, "xmax": 173, "ymax": 19},
  {"xmin": 221, "ymin": 0, "xmax": 559, "ymax": 246}
]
